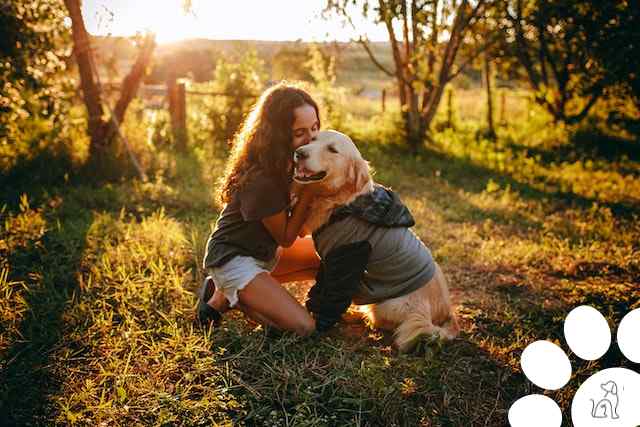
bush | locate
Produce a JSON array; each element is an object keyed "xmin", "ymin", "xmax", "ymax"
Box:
[
  {"xmin": 0, "ymin": 0, "xmax": 78, "ymax": 181},
  {"xmin": 272, "ymin": 45, "xmax": 314, "ymax": 82},
  {"xmin": 305, "ymin": 44, "xmax": 347, "ymax": 130},
  {"xmin": 193, "ymin": 51, "xmax": 267, "ymax": 146}
]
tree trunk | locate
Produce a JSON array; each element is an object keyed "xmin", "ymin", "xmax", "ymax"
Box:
[
  {"xmin": 64, "ymin": 0, "xmax": 106, "ymax": 155},
  {"xmin": 63, "ymin": 0, "xmax": 155, "ymax": 175},
  {"xmin": 106, "ymin": 34, "xmax": 155, "ymax": 142},
  {"xmin": 422, "ymin": 83, "xmax": 448, "ymax": 132},
  {"xmin": 406, "ymin": 89, "xmax": 425, "ymax": 153}
]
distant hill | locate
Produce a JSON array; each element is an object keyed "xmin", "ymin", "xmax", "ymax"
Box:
[{"xmin": 91, "ymin": 36, "xmax": 395, "ymax": 90}]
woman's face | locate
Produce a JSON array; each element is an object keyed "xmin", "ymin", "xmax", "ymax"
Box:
[{"xmin": 291, "ymin": 104, "xmax": 319, "ymax": 149}]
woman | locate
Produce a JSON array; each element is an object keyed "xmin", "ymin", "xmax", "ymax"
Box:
[{"xmin": 198, "ymin": 82, "xmax": 321, "ymax": 336}]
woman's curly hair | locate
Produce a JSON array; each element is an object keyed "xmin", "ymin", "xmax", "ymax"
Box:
[{"xmin": 218, "ymin": 82, "xmax": 320, "ymax": 205}]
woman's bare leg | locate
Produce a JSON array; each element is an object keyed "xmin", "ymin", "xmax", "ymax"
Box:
[
  {"xmin": 235, "ymin": 301, "xmax": 279, "ymax": 329},
  {"xmin": 272, "ymin": 236, "xmax": 320, "ymax": 283},
  {"xmin": 207, "ymin": 238, "xmax": 319, "ymax": 328},
  {"xmin": 207, "ymin": 288, "xmax": 230, "ymax": 312},
  {"xmin": 236, "ymin": 272, "xmax": 315, "ymax": 336}
]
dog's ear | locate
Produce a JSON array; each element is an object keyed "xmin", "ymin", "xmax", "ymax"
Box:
[
  {"xmin": 601, "ymin": 381, "xmax": 617, "ymax": 394},
  {"xmin": 349, "ymin": 157, "xmax": 371, "ymax": 193}
]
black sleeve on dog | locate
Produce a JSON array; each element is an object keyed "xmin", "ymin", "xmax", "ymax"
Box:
[{"xmin": 306, "ymin": 240, "xmax": 372, "ymax": 332}]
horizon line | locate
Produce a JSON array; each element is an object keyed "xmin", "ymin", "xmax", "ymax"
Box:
[{"xmin": 89, "ymin": 33, "xmax": 391, "ymax": 45}]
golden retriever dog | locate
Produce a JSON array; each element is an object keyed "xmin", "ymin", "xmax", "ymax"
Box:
[{"xmin": 294, "ymin": 130, "xmax": 459, "ymax": 352}]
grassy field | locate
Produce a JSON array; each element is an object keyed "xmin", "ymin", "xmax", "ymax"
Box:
[{"xmin": 1, "ymin": 87, "xmax": 639, "ymax": 426}]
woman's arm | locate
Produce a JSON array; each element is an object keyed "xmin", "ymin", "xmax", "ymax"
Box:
[{"xmin": 262, "ymin": 186, "xmax": 316, "ymax": 248}]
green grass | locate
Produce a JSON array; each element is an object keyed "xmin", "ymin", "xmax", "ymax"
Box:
[{"xmin": 1, "ymin": 90, "xmax": 639, "ymax": 426}]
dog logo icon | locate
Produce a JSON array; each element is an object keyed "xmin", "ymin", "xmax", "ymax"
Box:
[
  {"xmin": 508, "ymin": 306, "xmax": 640, "ymax": 427},
  {"xmin": 590, "ymin": 380, "xmax": 620, "ymax": 419}
]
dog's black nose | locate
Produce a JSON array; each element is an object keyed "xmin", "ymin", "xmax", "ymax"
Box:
[{"xmin": 294, "ymin": 148, "xmax": 308, "ymax": 162}]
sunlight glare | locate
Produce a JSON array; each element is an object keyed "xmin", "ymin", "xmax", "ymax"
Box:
[
  {"xmin": 83, "ymin": 0, "xmax": 389, "ymax": 43},
  {"xmin": 139, "ymin": 1, "xmax": 197, "ymax": 44}
]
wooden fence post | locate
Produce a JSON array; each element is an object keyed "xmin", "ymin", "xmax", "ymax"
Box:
[
  {"xmin": 382, "ymin": 88, "xmax": 386, "ymax": 113},
  {"xmin": 167, "ymin": 76, "xmax": 187, "ymax": 151},
  {"xmin": 446, "ymin": 88, "xmax": 454, "ymax": 129},
  {"xmin": 500, "ymin": 91, "xmax": 507, "ymax": 127}
]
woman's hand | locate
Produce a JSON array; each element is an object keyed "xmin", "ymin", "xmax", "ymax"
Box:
[
  {"xmin": 290, "ymin": 184, "xmax": 320, "ymax": 209},
  {"xmin": 263, "ymin": 183, "xmax": 320, "ymax": 247},
  {"xmin": 297, "ymin": 183, "xmax": 323, "ymax": 201}
]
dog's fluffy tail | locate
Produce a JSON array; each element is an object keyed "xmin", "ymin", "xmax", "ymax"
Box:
[{"xmin": 394, "ymin": 311, "xmax": 460, "ymax": 353}]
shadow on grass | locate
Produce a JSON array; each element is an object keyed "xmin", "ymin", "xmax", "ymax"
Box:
[
  {"xmin": 364, "ymin": 142, "xmax": 640, "ymax": 221},
  {"xmin": 209, "ymin": 314, "xmax": 531, "ymax": 426},
  {"xmin": 455, "ymin": 262, "xmax": 640, "ymax": 426},
  {"xmin": 213, "ymin": 262, "xmax": 639, "ymax": 426},
  {"xmin": 0, "ymin": 196, "xmax": 93, "ymax": 425},
  {"xmin": 0, "ymin": 150, "xmax": 74, "ymax": 208},
  {"xmin": 511, "ymin": 128, "xmax": 640, "ymax": 165}
]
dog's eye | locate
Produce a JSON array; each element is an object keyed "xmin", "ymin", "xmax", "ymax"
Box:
[{"xmin": 327, "ymin": 145, "xmax": 338, "ymax": 154}]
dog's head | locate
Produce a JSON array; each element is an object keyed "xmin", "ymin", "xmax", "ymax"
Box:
[
  {"xmin": 293, "ymin": 130, "xmax": 373, "ymax": 199},
  {"xmin": 600, "ymin": 381, "xmax": 618, "ymax": 396}
]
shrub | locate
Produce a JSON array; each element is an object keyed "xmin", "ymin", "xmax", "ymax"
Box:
[
  {"xmin": 194, "ymin": 51, "xmax": 267, "ymax": 146},
  {"xmin": 305, "ymin": 44, "xmax": 347, "ymax": 130}
]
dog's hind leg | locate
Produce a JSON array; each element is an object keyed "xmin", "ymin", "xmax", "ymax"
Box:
[
  {"xmin": 367, "ymin": 292, "xmax": 445, "ymax": 353},
  {"xmin": 375, "ymin": 265, "xmax": 459, "ymax": 352},
  {"xmin": 392, "ymin": 299, "xmax": 457, "ymax": 353},
  {"xmin": 423, "ymin": 263, "xmax": 460, "ymax": 340},
  {"xmin": 359, "ymin": 304, "xmax": 397, "ymax": 331}
]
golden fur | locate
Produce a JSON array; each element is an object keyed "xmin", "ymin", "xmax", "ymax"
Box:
[{"xmin": 294, "ymin": 130, "xmax": 459, "ymax": 352}]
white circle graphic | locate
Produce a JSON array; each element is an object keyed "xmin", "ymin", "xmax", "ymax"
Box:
[
  {"xmin": 508, "ymin": 394, "xmax": 562, "ymax": 427},
  {"xmin": 571, "ymin": 367, "xmax": 640, "ymax": 427},
  {"xmin": 521, "ymin": 340, "xmax": 572, "ymax": 390},
  {"xmin": 564, "ymin": 305, "xmax": 611, "ymax": 360},
  {"xmin": 617, "ymin": 308, "xmax": 640, "ymax": 363}
]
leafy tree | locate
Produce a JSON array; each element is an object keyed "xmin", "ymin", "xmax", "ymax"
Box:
[
  {"xmin": 500, "ymin": 0, "xmax": 639, "ymax": 128},
  {"xmin": 0, "ymin": 0, "xmax": 72, "ymax": 169},
  {"xmin": 325, "ymin": 0, "xmax": 499, "ymax": 152},
  {"xmin": 501, "ymin": 0, "xmax": 598, "ymax": 124},
  {"xmin": 580, "ymin": 1, "xmax": 640, "ymax": 104},
  {"xmin": 578, "ymin": 0, "xmax": 640, "ymax": 135}
]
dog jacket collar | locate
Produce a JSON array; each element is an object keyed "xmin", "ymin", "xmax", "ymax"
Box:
[{"xmin": 313, "ymin": 184, "xmax": 415, "ymax": 239}]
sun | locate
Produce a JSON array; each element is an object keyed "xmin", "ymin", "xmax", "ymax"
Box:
[
  {"xmin": 85, "ymin": 0, "xmax": 201, "ymax": 45},
  {"xmin": 138, "ymin": 2, "xmax": 198, "ymax": 44}
]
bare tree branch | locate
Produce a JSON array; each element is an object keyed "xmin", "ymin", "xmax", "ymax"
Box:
[
  {"xmin": 107, "ymin": 35, "xmax": 155, "ymax": 140},
  {"xmin": 567, "ymin": 84, "xmax": 603, "ymax": 124},
  {"xmin": 379, "ymin": 0, "xmax": 412, "ymax": 105},
  {"xmin": 447, "ymin": 33, "xmax": 500, "ymax": 82},
  {"xmin": 463, "ymin": 0, "xmax": 487, "ymax": 28},
  {"xmin": 428, "ymin": 0, "xmax": 439, "ymax": 77},
  {"xmin": 512, "ymin": 0, "xmax": 542, "ymax": 90},
  {"xmin": 357, "ymin": 37, "xmax": 398, "ymax": 78},
  {"xmin": 402, "ymin": 0, "xmax": 411, "ymax": 67},
  {"xmin": 379, "ymin": 0, "xmax": 405, "ymax": 71}
]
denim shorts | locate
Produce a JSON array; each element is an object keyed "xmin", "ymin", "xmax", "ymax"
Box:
[{"xmin": 206, "ymin": 250, "xmax": 281, "ymax": 307}]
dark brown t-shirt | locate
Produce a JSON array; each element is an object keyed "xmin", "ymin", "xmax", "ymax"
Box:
[{"xmin": 203, "ymin": 170, "xmax": 290, "ymax": 269}]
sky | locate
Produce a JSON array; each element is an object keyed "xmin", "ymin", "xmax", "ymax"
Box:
[{"xmin": 82, "ymin": 0, "xmax": 390, "ymax": 44}]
